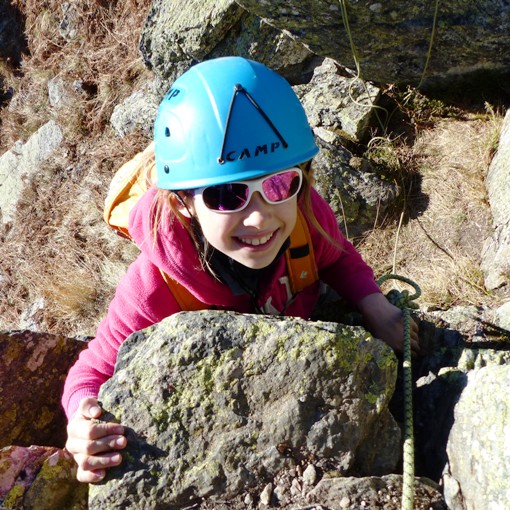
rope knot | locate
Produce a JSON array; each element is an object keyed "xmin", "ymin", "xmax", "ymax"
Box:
[
  {"xmin": 376, "ymin": 274, "xmax": 421, "ymax": 311},
  {"xmin": 386, "ymin": 289, "xmax": 420, "ymax": 310}
]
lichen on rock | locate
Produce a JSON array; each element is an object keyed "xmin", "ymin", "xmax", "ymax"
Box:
[{"xmin": 89, "ymin": 310, "xmax": 399, "ymax": 509}]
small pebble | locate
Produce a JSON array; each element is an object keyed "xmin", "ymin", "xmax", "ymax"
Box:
[
  {"xmin": 302, "ymin": 464, "xmax": 318, "ymax": 486},
  {"xmin": 339, "ymin": 496, "xmax": 351, "ymax": 508},
  {"xmin": 290, "ymin": 478, "xmax": 301, "ymax": 497},
  {"xmin": 273, "ymin": 484, "xmax": 287, "ymax": 504},
  {"xmin": 259, "ymin": 483, "xmax": 273, "ymax": 506}
]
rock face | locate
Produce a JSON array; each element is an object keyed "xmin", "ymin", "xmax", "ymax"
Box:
[
  {"xmin": 139, "ymin": 0, "xmax": 510, "ymax": 87},
  {"xmin": 234, "ymin": 0, "xmax": 510, "ymax": 86},
  {"xmin": 443, "ymin": 364, "xmax": 510, "ymax": 510},
  {"xmin": 140, "ymin": 0, "xmax": 244, "ymax": 83},
  {"xmin": 481, "ymin": 109, "xmax": 510, "ymax": 291},
  {"xmin": 0, "ymin": 445, "xmax": 87, "ymax": 510},
  {"xmin": 139, "ymin": 0, "xmax": 317, "ymax": 87},
  {"xmin": 89, "ymin": 311, "xmax": 400, "ymax": 509},
  {"xmin": 0, "ymin": 330, "xmax": 88, "ymax": 449},
  {"xmin": 0, "ymin": 120, "xmax": 63, "ymax": 225}
]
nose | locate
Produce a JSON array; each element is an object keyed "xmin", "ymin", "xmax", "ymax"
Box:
[{"xmin": 242, "ymin": 191, "xmax": 271, "ymax": 227}]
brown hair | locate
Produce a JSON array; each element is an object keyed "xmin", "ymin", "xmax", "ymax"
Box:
[{"xmin": 298, "ymin": 160, "xmax": 343, "ymax": 251}]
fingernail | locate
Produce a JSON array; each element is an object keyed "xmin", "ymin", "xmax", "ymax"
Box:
[
  {"xmin": 116, "ymin": 437, "xmax": 126, "ymax": 447},
  {"xmin": 95, "ymin": 470, "xmax": 106, "ymax": 480},
  {"xmin": 90, "ymin": 406, "xmax": 102, "ymax": 416},
  {"xmin": 112, "ymin": 453, "xmax": 122, "ymax": 463}
]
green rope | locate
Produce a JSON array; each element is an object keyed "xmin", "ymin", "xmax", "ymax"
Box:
[{"xmin": 376, "ymin": 274, "xmax": 421, "ymax": 510}]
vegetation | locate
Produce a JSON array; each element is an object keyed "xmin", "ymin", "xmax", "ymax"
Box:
[{"xmin": 0, "ymin": 0, "xmax": 152, "ymax": 335}]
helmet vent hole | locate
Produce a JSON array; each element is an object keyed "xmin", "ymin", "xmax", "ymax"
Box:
[
  {"xmin": 164, "ymin": 165, "xmax": 170, "ymax": 174},
  {"xmin": 164, "ymin": 127, "xmax": 171, "ymax": 137}
]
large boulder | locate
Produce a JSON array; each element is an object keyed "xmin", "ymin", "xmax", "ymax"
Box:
[
  {"xmin": 89, "ymin": 310, "xmax": 400, "ymax": 509},
  {"xmin": 139, "ymin": 0, "xmax": 317, "ymax": 87},
  {"xmin": 0, "ymin": 330, "xmax": 87, "ymax": 449},
  {"xmin": 0, "ymin": 445, "xmax": 87, "ymax": 510},
  {"xmin": 443, "ymin": 364, "xmax": 510, "ymax": 510},
  {"xmin": 296, "ymin": 58, "xmax": 398, "ymax": 235},
  {"xmin": 0, "ymin": 120, "xmax": 63, "ymax": 225},
  {"xmin": 409, "ymin": 306, "xmax": 510, "ymax": 484},
  {"xmin": 140, "ymin": 0, "xmax": 245, "ymax": 83},
  {"xmin": 297, "ymin": 58, "xmax": 381, "ymax": 144},
  {"xmin": 481, "ymin": 110, "xmax": 510, "ymax": 292},
  {"xmin": 234, "ymin": 0, "xmax": 510, "ymax": 86}
]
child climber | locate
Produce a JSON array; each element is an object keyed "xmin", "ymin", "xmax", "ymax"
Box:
[{"xmin": 63, "ymin": 56, "xmax": 419, "ymax": 483}]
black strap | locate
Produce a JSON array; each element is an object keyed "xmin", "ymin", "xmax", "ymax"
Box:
[{"xmin": 218, "ymin": 83, "xmax": 288, "ymax": 164}]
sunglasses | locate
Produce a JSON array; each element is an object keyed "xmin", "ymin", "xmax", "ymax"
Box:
[{"xmin": 194, "ymin": 168, "xmax": 303, "ymax": 213}]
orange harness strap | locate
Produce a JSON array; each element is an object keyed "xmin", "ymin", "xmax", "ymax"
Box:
[{"xmin": 285, "ymin": 209, "xmax": 319, "ymax": 294}]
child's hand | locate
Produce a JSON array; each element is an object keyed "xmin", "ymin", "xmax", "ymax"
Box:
[
  {"xmin": 65, "ymin": 397, "xmax": 127, "ymax": 483},
  {"xmin": 357, "ymin": 292, "xmax": 420, "ymax": 356}
]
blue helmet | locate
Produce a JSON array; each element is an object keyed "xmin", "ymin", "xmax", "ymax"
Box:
[{"xmin": 154, "ymin": 56, "xmax": 319, "ymax": 190}]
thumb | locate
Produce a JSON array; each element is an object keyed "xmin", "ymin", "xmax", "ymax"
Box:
[{"xmin": 78, "ymin": 397, "xmax": 103, "ymax": 419}]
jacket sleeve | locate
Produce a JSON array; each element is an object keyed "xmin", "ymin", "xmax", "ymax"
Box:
[
  {"xmin": 309, "ymin": 189, "xmax": 381, "ymax": 304},
  {"xmin": 61, "ymin": 253, "xmax": 180, "ymax": 419}
]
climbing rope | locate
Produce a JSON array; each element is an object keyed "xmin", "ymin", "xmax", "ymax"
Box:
[{"xmin": 376, "ymin": 274, "xmax": 421, "ymax": 510}]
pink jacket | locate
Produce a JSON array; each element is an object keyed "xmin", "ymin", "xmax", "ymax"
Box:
[{"xmin": 62, "ymin": 187, "xmax": 380, "ymax": 418}]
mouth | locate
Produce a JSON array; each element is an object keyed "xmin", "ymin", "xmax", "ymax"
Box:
[{"xmin": 237, "ymin": 231, "xmax": 276, "ymax": 247}]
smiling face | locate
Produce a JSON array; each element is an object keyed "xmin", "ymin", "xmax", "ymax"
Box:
[{"xmin": 188, "ymin": 190, "xmax": 298, "ymax": 269}]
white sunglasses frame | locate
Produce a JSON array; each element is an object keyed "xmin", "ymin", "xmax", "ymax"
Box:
[{"xmin": 193, "ymin": 167, "xmax": 303, "ymax": 213}]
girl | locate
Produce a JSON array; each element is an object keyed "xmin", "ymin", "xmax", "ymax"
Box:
[{"xmin": 63, "ymin": 57, "xmax": 419, "ymax": 483}]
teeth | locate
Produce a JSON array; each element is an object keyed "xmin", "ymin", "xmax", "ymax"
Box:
[{"xmin": 240, "ymin": 233, "xmax": 273, "ymax": 246}]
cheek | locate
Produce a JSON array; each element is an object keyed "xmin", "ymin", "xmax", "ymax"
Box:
[
  {"xmin": 193, "ymin": 200, "xmax": 234, "ymax": 243},
  {"xmin": 279, "ymin": 199, "xmax": 298, "ymax": 232}
]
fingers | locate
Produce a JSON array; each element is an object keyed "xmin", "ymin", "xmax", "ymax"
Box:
[
  {"xmin": 67, "ymin": 433, "xmax": 126, "ymax": 484},
  {"xmin": 77, "ymin": 467, "xmax": 106, "ymax": 484},
  {"xmin": 66, "ymin": 432, "xmax": 127, "ymax": 457},
  {"xmin": 77, "ymin": 396, "xmax": 103, "ymax": 419},
  {"xmin": 411, "ymin": 339, "xmax": 421, "ymax": 357},
  {"xmin": 75, "ymin": 451, "xmax": 123, "ymax": 483},
  {"xmin": 409, "ymin": 318, "xmax": 420, "ymax": 356},
  {"xmin": 67, "ymin": 416, "xmax": 125, "ymax": 442},
  {"xmin": 66, "ymin": 396, "xmax": 127, "ymax": 483},
  {"xmin": 412, "ymin": 317, "xmax": 420, "ymax": 349},
  {"xmin": 67, "ymin": 397, "xmax": 125, "ymax": 442}
]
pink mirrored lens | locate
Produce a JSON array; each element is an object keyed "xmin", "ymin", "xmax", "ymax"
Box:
[{"xmin": 262, "ymin": 170, "xmax": 301, "ymax": 202}]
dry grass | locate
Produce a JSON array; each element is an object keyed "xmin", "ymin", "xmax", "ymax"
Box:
[
  {"xmin": 2, "ymin": 0, "xmax": 152, "ymax": 147},
  {"xmin": 358, "ymin": 113, "xmax": 504, "ymax": 309},
  {"xmin": 0, "ymin": 130, "xmax": 149, "ymax": 335},
  {"xmin": 0, "ymin": 1, "xmax": 152, "ymax": 335}
]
